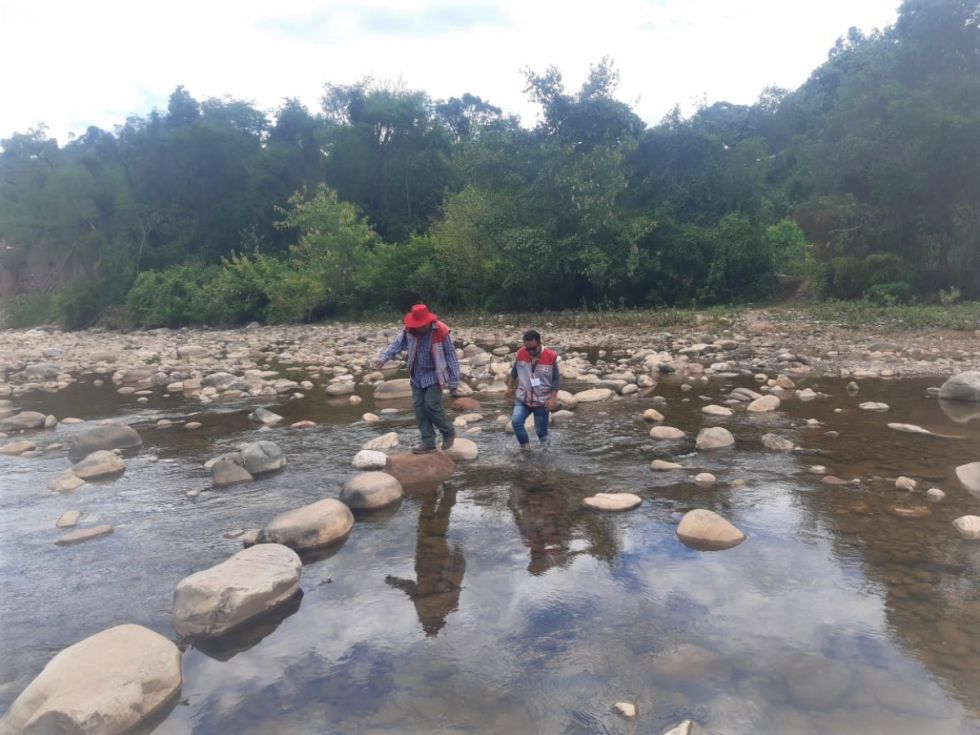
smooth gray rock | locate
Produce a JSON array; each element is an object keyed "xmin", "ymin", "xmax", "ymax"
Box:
[
  {"xmin": 255, "ymin": 499, "xmax": 354, "ymax": 550},
  {"xmin": 71, "ymin": 450, "xmax": 125, "ymax": 480},
  {"xmin": 240, "ymin": 441, "xmax": 286, "ymax": 475},
  {"xmin": 938, "ymin": 371, "xmax": 980, "ymax": 402},
  {"xmin": 67, "ymin": 425, "xmax": 143, "ymax": 461},
  {"xmin": 0, "ymin": 411, "xmax": 47, "ymax": 432},
  {"xmin": 695, "ymin": 427, "xmax": 735, "ymax": 450},
  {"xmin": 212, "ymin": 460, "xmax": 254, "ymax": 488},
  {"xmin": 374, "ymin": 379, "xmax": 413, "ymax": 400}
]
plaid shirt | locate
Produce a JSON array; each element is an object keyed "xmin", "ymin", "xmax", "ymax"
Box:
[{"xmin": 379, "ymin": 329, "xmax": 461, "ymax": 390}]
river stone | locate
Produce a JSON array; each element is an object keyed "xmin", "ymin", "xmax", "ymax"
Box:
[
  {"xmin": 177, "ymin": 344, "xmax": 208, "ymax": 358},
  {"xmin": 340, "ymin": 471, "xmax": 403, "ymax": 510},
  {"xmin": 955, "ymin": 462, "xmax": 980, "ymax": 493},
  {"xmin": 203, "ymin": 371, "xmax": 236, "ymax": 389},
  {"xmin": 573, "ymin": 388, "xmax": 616, "ymax": 403},
  {"xmin": 363, "ymin": 431, "xmax": 399, "ymax": 450},
  {"xmin": 48, "ymin": 471, "xmax": 85, "ymax": 493},
  {"xmin": 695, "ymin": 427, "xmax": 734, "ymax": 450},
  {"xmin": 387, "ymin": 451, "xmax": 455, "ymax": 486},
  {"xmin": 362, "ymin": 412, "xmax": 380, "ymax": 423},
  {"xmin": 643, "ymin": 408, "xmax": 665, "ymax": 422},
  {"xmin": 249, "ymin": 407, "xmax": 283, "ymax": 426},
  {"xmin": 325, "ymin": 380, "xmax": 355, "ymax": 396},
  {"xmin": 663, "ymin": 722, "xmax": 693, "ymax": 735},
  {"xmin": 676, "ymin": 509, "xmax": 745, "ymax": 550},
  {"xmin": 23, "ymin": 362, "xmax": 61, "ymax": 380},
  {"xmin": 555, "ymin": 390, "xmax": 577, "ymax": 409},
  {"xmin": 72, "ymin": 450, "xmax": 125, "ymax": 480},
  {"xmin": 56, "ymin": 510, "xmax": 81, "ymax": 528},
  {"xmin": 859, "ymin": 401, "xmax": 890, "ymax": 412},
  {"xmin": 445, "ymin": 437, "xmax": 478, "ymax": 461},
  {"xmin": 939, "ymin": 398, "xmax": 980, "ymax": 423},
  {"xmin": 761, "ymin": 433, "xmax": 796, "ymax": 452},
  {"xmin": 212, "ymin": 460, "xmax": 254, "ymax": 488},
  {"xmin": 240, "ymin": 441, "xmax": 286, "ymax": 475},
  {"xmin": 746, "ymin": 395, "xmax": 780, "ymax": 413},
  {"xmin": 650, "ymin": 426, "xmax": 685, "ymax": 440},
  {"xmin": 953, "ymin": 515, "xmax": 980, "ymax": 540},
  {"xmin": 55, "ymin": 524, "xmax": 115, "ymax": 545},
  {"xmin": 582, "ymin": 492, "xmax": 642, "ymax": 511},
  {"xmin": 0, "ymin": 624, "xmax": 181, "ymax": 735},
  {"xmin": 938, "ymin": 371, "xmax": 980, "ymax": 402},
  {"xmin": 695, "ymin": 472, "xmax": 717, "ymax": 486},
  {"xmin": 67, "ymin": 425, "xmax": 143, "ymax": 461},
  {"xmin": 926, "ymin": 488, "xmax": 946, "ymax": 502},
  {"xmin": 172, "ymin": 543, "xmax": 302, "ymax": 637},
  {"xmin": 374, "ymin": 379, "xmax": 413, "ymax": 400},
  {"xmin": 798, "ymin": 387, "xmax": 818, "ymax": 401},
  {"xmin": 0, "ymin": 411, "xmax": 47, "ymax": 432},
  {"xmin": 702, "ymin": 404, "xmax": 733, "ymax": 417},
  {"xmin": 352, "ymin": 449, "xmax": 389, "ymax": 470},
  {"xmin": 612, "ymin": 702, "xmax": 637, "ymax": 719},
  {"xmin": 0, "ymin": 439, "xmax": 35, "ymax": 455},
  {"xmin": 451, "ymin": 397, "xmax": 481, "ymax": 411},
  {"xmin": 651, "ymin": 459, "xmax": 684, "ymax": 471},
  {"xmin": 255, "ymin": 499, "xmax": 354, "ymax": 550},
  {"xmin": 895, "ymin": 476, "xmax": 917, "ymax": 491}
]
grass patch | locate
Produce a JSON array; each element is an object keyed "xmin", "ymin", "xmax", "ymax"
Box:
[
  {"xmin": 0, "ymin": 292, "xmax": 59, "ymax": 328},
  {"xmin": 790, "ymin": 301, "xmax": 980, "ymax": 331}
]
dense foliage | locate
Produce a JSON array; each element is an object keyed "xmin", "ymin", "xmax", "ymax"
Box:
[{"xmin": 1, "ymin": 0, "xmax": 977, "ymax": 328}]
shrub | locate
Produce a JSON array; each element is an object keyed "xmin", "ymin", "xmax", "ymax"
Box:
[
  {"xmin": 864, "ymin": 281, "xmax": 914, "ymax": 305},
  {"xmin": 1, "ymin": 292, "xmax": 58, "ymax": 328},
  {"xmin": 126, "ymin": 265, "xmax": 218, "ymax": 328}
]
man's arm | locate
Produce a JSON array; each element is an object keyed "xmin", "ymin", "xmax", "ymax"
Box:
[
  {"xmin": 443, "ymin": 336, "xmax": 461, "ymax": 389},
  {"xmin": 505, "ymin": 364, "xmax": 517, "ymax": 399},
  {"xmin": 546, "ymin": 362, "xmax": 560, "ymax": 410},
  {"xmin": 376, "ymin": 331, "xmax": 407, "ymax": 368}
]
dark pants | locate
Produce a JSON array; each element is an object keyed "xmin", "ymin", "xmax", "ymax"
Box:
[{"xmin": 412, "ymin": 384, "xmax": 455, "ymax": 449}]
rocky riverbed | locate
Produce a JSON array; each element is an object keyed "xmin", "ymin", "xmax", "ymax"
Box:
[{"xmin": 0, "ymin": 315, "xmax": 978, "ymax": 734}]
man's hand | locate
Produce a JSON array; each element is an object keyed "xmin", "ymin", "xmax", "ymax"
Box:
[
  {"xmin": 546, "ymin": 396, "xmax": 557, "ymax": 412},
  {"xmin": 504, "ymin": 387, "xmax": 515, "ymax": 400}
]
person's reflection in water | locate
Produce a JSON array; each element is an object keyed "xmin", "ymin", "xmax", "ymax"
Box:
[
  {"xmin": 509, "ymin": 482, "xmax": 572, "ymax": 576},
  {"xmin": 386, "ymin": 485, "xmax": 465, "ymax": 636}
]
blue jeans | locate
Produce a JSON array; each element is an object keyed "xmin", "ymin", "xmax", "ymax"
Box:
[{"xmin": 511, "ymin": 401, "xmax": 550, "ymax": 445}]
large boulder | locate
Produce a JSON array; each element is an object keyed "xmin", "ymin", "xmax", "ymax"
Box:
[
  {"xmin": 676, "ymin": 509, "xmax": 745, "ymax": 551},
  {"xmin": 938, "ymin": 371, "xmax": 980, "ymax": 402},
  {"xmin": 255, "ymin": 499, "xmax": 354, "ymax": 550},
  {"xmin": 340, "ymin": 471, "xmax": 403, "ymax": 511},
  {"xmin": 172, "ymin": 544, "xmax": 302, "ymax": 638},
  {"xmin": 955, "ymin": 462, "xmax": 980, "ymax": 494},
  {"xmin": 374, "ymin": 379, "xmax": 413, "ymax": 400},
  {"xmin": 746, "ymin": 395, "xmax": 780, "ymax": 413},
  {"xmin": 71, "ymin": 450, "xmax": 125, "ymax": 480},
  {"xmin": 445, "ymin": 437, "xmax": 478, "ymax": 461},
  {"xmin": 240, "ymin": 441, "xmax": 286, "ymax": 475},
  {"xmin": 573, "ymin": 388, "xmax": 616, "ymax": 403},
  {"xmin": 695, "ymin": 427, "xmax": 735, "ymax": 450},
  {"xmin": 386, "ymin": 451, "xmax": 455, "ymax": 487},
  {"xmin": 67, "ymin": 425, "xmax": 143, "ymax": 461},
  {"xmin": 0, "ymin": 411, "xmax": 47, "ymax": 432},
  {"xmin": 939, "ymin": 398, "xmax": 980, "ymax": 424},
  {"xmin": 0, "ymin": 624, "xmax": 181, "ymax": 735}
]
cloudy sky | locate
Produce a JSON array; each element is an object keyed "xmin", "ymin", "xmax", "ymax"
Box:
[{"xmin": 1, "ymin": 0, "xmax": 900, "ymax": 144}]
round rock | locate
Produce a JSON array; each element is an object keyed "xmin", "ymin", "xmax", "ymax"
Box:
[
  {"xmin": 374, "ymin": 379, "xmax": 413, "ymax": 400},
  {"xmin": 650, "ymin": 426, "xmax": 685, "ymax": 440},
  {"xmin": 938, "ymin": 371, "xmax": 980, "ymax": 402},
  {"xmin": 676, "ymin": 509, "xmax": 745, "ymax": 550},
  {"xmin": 212, "ymin": 460, "xmax": 254, "ymax": 488},
  {"xmin": 255, "ymin": 498, "xmax": 354, "ymax": 550},
  {"xmin": 340, "ymin": 471, "xmax": 403, "ymax": 510},
  {"xmin": 352, "ymin": 449, "xmax": 389, "ymax": 470},
  {"xmin": 573, "ymin": 388, "xmax": 616, "ymax": 403},
  {"xmin": 695, "ymin": 427, "xmax": 734, "ymax": 450},
  {"xmin": 761, "ymin": 433, "xmax": 795, "ymax": 452},
  {"xmin": 0, "ymin": 624, "xmax": 181, "ymax": 735},
  {"xmin": 240, "ymin": 441, "xmax": 286, "ymax": 475},
  {"xmin": 746, "ymin": 395, "xmax": 780, "ymax": 413},
  {"xmin": 445, "ymin": 437, "xmax": 478, "ymax": 461},
  {"xmin": 953, "ymin": 515, "xmax": 980, "ymax": 540},
  {"xmin": 71, "ymin": 450, "xmax": 125, "ymax": 480},
  {"xmin": 955, "ymin": 462, "xmax": 980, "ymax": 493}
]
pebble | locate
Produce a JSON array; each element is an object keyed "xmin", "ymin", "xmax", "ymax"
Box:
[
  {"xmin": 694, "ymin": 472, "xmax": 716, "ymax": 486},
  {"xmin": 612, "ymin": 702, "xmax": 637, "ymax": 719},
  {"xmin": 56, "ymin": 510, "xmax": 81, "ymax": 528},
  {"xmin": 185, "ymin": 422, "xmax": 202, "ymax": 430}
]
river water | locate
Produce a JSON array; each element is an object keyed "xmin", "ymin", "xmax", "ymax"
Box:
[{"xmin": 1, "ymin": 369, "xmax": 979, "ymax": 734}]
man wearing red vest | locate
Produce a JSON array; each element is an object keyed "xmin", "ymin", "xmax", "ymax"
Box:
[
  {"xmin": 505, "ymin": 330, "xmax": 560, "ymax": 449},
  {"xmin": 376, "ymin": 304, "xmax": 461, "ymax": 454}
]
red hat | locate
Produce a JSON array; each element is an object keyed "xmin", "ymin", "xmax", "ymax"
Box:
[{"xmin": 404, "ymin": 303, "xmax": 438, "ymax": 329}]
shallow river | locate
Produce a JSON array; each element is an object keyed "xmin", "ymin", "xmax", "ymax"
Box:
[{"xmin": 1, "ymin": 367, "xmax": 979, "ymax": 734}]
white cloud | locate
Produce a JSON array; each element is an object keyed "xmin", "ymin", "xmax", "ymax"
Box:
[{"xmin": 0, "ymin": 0, "xmax": 899, "ymax": 143}]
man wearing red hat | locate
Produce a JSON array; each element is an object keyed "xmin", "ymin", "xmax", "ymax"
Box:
[{"xmin": 376, "ymin": 304, "xmax": 461, "ymax": 454}]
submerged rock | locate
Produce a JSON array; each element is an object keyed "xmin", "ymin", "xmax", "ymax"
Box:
[
  {"xmin": 0, "ymin": 624, "xmax": 181, "ymax": 735},
  {"xmin": 48, "ymin": 471, "xmax": 85, "ymax": 493},
  {"xmin": 955, "ymin": 462, "xmax": 980, "ymax": 493},
  {"xmin": 0, "ymin": 440, "xmax": 35, "ymax": 455},
  {"xmin": 0, "ymin": 411, "xmax": 47, "ymax": 432},
  {"xmin": 761, "ymin": 433, "xmax": 795, "ymax": 452},
  {"xmin": 249, "ymin": 407, "xmax": 283, "ymax": 426},
  {"xmin": 173, "ymin": 543, "xmax": 302, "ymax": 638},
  {"xmin": 651, "ymin": 459, "xmax": 683, "ymax": 471}
]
